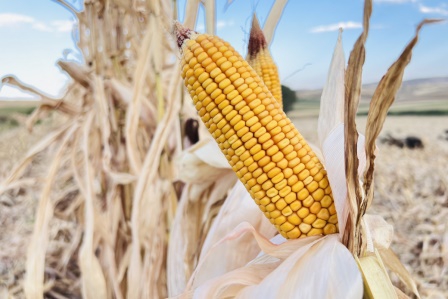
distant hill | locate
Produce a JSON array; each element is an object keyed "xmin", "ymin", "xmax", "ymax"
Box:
[
  {"xmin": 292, "ymin": 77, "xmax": 448, "ymax": 117},
  {"xmin": 296, "ymin": 76, "xmax": 448, "ymax": 102}
]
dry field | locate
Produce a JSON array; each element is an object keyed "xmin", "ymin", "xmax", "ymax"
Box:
[
  {"xmin": 1, "ymin": 113, "xmax": 447, "ymax": 297},
  {"xmin": 292, "ymin": 115, "xmax": 448, "ymax": 297}
]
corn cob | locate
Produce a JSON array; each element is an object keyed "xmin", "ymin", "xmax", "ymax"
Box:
[
  {"xmin": 174, "ymin": 23, "xmax": 337, "ymax": 239},
  {"xmin": 246, "ymin": 15, "xmax": 283, "ymax": 108}
]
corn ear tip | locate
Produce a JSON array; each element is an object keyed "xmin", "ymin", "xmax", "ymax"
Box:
[
  {"xmin": 248, "ymin": 13, "xmax": 267, "ymax": 58},
  {"xmin": 172, "ymin": 21, "xmax": 198, "ymax": 51}
]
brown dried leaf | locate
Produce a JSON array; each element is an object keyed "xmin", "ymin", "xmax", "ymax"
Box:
[
  {"xmin": 343, "ymin": 0, "xmax": 372, "ymax": 254},
  {"xmin": 363, "ymin": 19, "xmax": 442, "ymax": 210},
  {"xmin": 379, "ymin": 248, "xmax": 421, "ymax": 298}
]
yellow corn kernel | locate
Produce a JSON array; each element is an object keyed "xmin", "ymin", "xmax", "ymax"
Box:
[{"xmin": 175, "ymin": 22, "xmax": 337, "ymax": 239}]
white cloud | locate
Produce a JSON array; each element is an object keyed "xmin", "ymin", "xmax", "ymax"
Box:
[
  {"xmin": 51, "ymin": 20, "xmax": 75, "ymax": 32},
  {"xmin": 310, "ymin": 21, "xmax": 362, "ymax": 33},
  {"xmin": 196, "ymin": 20, "xmax": 234, "ymax": 32},
  {"xmin": 0, "ymin": 13, "xmax": 75, "ymax": 32},
  {"xmin": 32, "ymin": 22, "xmax": 53, "ymax": 32},
  {"xmin": 217, "ymin": 20, "xmax": 234, "ymax": 29},
  {"xmin": 0, "ymin": 13, "xmax": 34, "ymax": 27},
  {"xmin": 419, "ymin": 4, "xmax": 448, "ymax": 16}
]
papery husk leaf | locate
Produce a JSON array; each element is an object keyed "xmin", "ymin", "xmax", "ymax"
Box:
[
  {"xmin": 263, "ymin": 0, "xmax": 289, "ymax": 45},
  {"xmin": 184, "ymin": 225, "xmax": 362, "ymax": 299},
  {"xmin": 194, "ymin": 182, "xmax": 277, "ymax": 287},
  {"xmin": 318, "ymin": 29, "xmax": 345, "ymax": 149},
  {"xmin": 184, "ymin": 222, "xmax": 321, "ymax": 298},
  {"xmin": 322, "ymin": 124, "xmax": 366, "ymax": 237},
  {"xmin": 379, "ymin": 248, "xmax": 420, "ymax": 299},
  {"xmin": 184, "ymin": 0, "xmax": 201, "ymax": 29},
  {"xmin": 343, "ymin": 0, "xmax": 372, "ymax": 254},
  {"xmin": 193, "ymin": 138, "xmax": 230, "ymax": 169},
  {"xmin": 177, "ymin": 139, "xmax": 231, "ymax": 184},
  {"xmin": 204, "ymin": 0, "xmax": 216, "ymax": 34},
  {"xmin": 356, "ymin": 250, "xmax": 396, "ymax": 299},
  {"xmin": 364, "ymin": 214, "xmax": 393, "ymax": 250},
  {"xmin": 363, "ymin": 19, "xmax": 442, "ymax": 210},
  {"xmin": 239, "ymin": 235, "xmax": 363, "ymax": 299}
]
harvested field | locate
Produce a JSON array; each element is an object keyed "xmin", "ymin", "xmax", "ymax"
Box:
[
  {"xmin": 292, "ymin": 115, "xmax": 448, "ymax": 298},
  {"xmin": 1, "ymin": 114, "xmax": 446, "ymax": 297}
]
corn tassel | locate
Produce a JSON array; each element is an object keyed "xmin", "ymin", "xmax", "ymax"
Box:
[
  {"xmin": 246, "ymin": 15, "xmax": 283, "ymax": 108},
  {"xmin": 174, "ymin": 23, "xmax": 338, "ymax": 239}
]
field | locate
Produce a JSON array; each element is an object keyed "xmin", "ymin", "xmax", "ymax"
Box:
[
  {"xmin": 291, "ymin": 114, "xmax": 448, "ymax": 297},
  {"xmin": 294, "ymin": 77, "xmax": 448, "ymax": 118},
  {"xmin": 0, "ymin": 101, "xmax": 37, "ymax": 133},
  {"xmin": 1, "ymin": 99, "xmax": 447, "ymax": 297}
]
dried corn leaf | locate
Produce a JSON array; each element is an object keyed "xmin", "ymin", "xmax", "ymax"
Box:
[
  {"xmin": 379, "ymin": 248, "xmax": 420, "ymax": 298},
  {"xmin": 167, "ymin": 172, "xmax": 236, "ymax": 297},
  {"xmin": 57, "ymin": 60, "xmax": 91, "ymax": 88},
  {"xmin": 78, "ymin": 114, "xmax": 107, "ymax": 299},
  {"xmin": 24, "ymin": 124, "xmax": 79, "ymax": 299},
  {"xmin": 125, "ymin": 14, "xmax": 164, "ymax": 174},
  {"xmin": 363, "ymin": 19, "xmax": 442, "ymax": 210},
  {"xmin": 127, "ymin": 65, "xmax": 182, "ymax": 298},
  {"xmin": 343, "ymin": 0, "xmax": 372, "ymax": 254}
]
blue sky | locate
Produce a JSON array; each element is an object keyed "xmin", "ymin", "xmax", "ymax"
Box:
[{"xmin": 0, "ymin": 0, "xmax": 447, "ymax": 99}]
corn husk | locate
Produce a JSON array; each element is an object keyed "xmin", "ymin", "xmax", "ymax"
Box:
[{"xmin": 356, "ymin": 250, "xmax": 397, "ymax": 299}]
